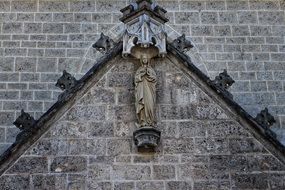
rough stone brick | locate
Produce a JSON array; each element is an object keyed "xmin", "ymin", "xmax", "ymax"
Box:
[
  {"xmin": 232, "ymin": 26, "xmax": 250, "ymax": 36},
  {"xmin": 20, "ymin": 91, "xmax": 33, "ymax": 100},
  {"xmin": 88, "ymin": 164, "xmax": 111, "ymax": 180},
  {"xmin": 229, "ymin": 138, "xmax": 266, "ymax": 154},
  {"xmin": 0, "ymin": 1, "xmax": 10, "ymax": 12},
  {"xmin": 238, "ymin": 11, "xmax": 258, "ymax": 24},
  {"xmin": 5, "ymin": 48, "xmax": 27, "ymax": 56},
  {"xmin": 37, "ymin": 58, "xmax": 57, "ymax": 72},
  {"xmin": 232, "ymin": 173, "xmax": 268, "ymax": 189},
  {"xmin": 11, "ymin": 1, "xmax": 37, "ymax": 12},
  {"xmin": 27, "ymin": 102, "xmax": 43, "ymax": 112},
  {"xmin": 166, "ymin": 181, "xmax": 192, "ymax": 190},
  {"xmin": 53, "ymin": 13, "xmax": 73, "ymax": 22},
  {"xmin": 15, "ymin": 57, "xmax": 36, "ymax": 72},
  {"xmin": 0, "ymin": 91, "xmax": 19, "ymax": 100},
  {"xmin": 137, "ymin": 181, "xmax": 164, "ymax": 190},
  {"xmin": 66, "ymin": 106, "xmax": 106, "ymax": 122},
  {"xmin": 227, "ymin": 1, "xmax": 249, "ymax": 10},
  {"xmin": 23, "ymin": 23, "xmax": 42, "ymax": 33},
  {"xmin": 219, "ymin": 12, "xmax": 237, "ymax": 24},
  {"xmin": 88, "ymin": 181, "xmax": 112, "ymax": 190},
  {"xmin": 180, "ymin": 1, "xmax": 205, "ymax": 11},
  {"xmin": 195, "ymin": 138, "xmax": 229, "ymax": 154},
  {"xmin": 70, "ymin": 1, "xmax": 95, "ymax": 12},
  {"xmin": 201, "ymin": 12, "xmax": 218, "ymax": 24},
  {"xmin": 40, "ymin": 73, "xmax": 60, "ymax": 82},
  {"xmin": 74, "ymin": 13, "xmax": 92, "ymax": 22},
  {"xmin": 191, "ymin": 25, "xmax": 214, "ymax": 36},
  {"xmin": 178, "ymin": 121, "xmax": 206, "ymax": 137},
  {"xmin": 3, "ymin": 101, "xmax": 26, "ymax": 110},
  {"xmin": 31, "ymin": 174, "xmax": 66, "ymax": 190},
  {"xmin": 43, "ymin": 23, "xmax": 64, "ymax": 34},
  {"xmin": 64, "ymin": 23, "xmax": 81, "ymax": 33},
  {"xmin": 267, "ymin": 81, "xmax": 283, "ymax": 91},
  {"xmin": 92, "ymin": 13, "xmax": 112, "ymax": 23},
  {"xmin": 57, "ymin": 58, "xmax": 81, "ymax": 73},
  {"xmin": 114, "ymin": 182, "xmax": 134, "ymax": 190},
  {"xmin": 153, "ymin": 165, "xmax": 176, "ymax": 180},
  {"xmin": 87, "ymin": 122, "xmax": 114, "ymax": 137},
  {"xmin": 0, "ymin": 175, "xmax": 30, "ymax": 190},
  {"xmin": 253, "ymin": 92, "xmax": 276, "ymax": 104},
  {"xmin": 256, "ymin": 71, "xmax": 273, "ymax": 80},
  {"xmin": 34, "ymin": 91, "xmax": 52, "ymax": 101},
  {"xmin": 164, "ymin": 138, "xmax": 194, "ymax": 154},
  {"xmin": 96, "ymin": 0, "xmax": 126, "ymax": 12},
  {"xmin": 259, "ymin": 11, "xmax": 285, "ymax": 25},
  {"xmin": 39, "ymin": 1, "xmax": 69, "ymax": 12},
  {"xmin": 214, "ymin": 25, "xmax": 231, "ymax": 36},
  {"xmin": 175, "ymin": 12, "xmax": 200, "ymax": 24},
  {"xmin": 45, "ymin": 49, "xmax": 65, "ymax": 57},
  {"xmin": 0, "ymin": 57, "xmax": 14, "ymax": 72},
  {"xmin": 2, "ymin": 23, "xmax": 23, "ymax": 33},
  {"xmin": 250, "ymin": 81, "xmax": 267, "ymax": 91},
  {"xmin": 112, "ymin": 165, "xmax": 151, "ymax": 180},
  {"xmin": 107, "ymin": 139, "xmax": 131, "ymax": 156},
  {"xmin": 0, "ymin": 127, "xmax": 5, "ymax": 143},
  {"xmin": 16, "ymin": 13, "xmax": 34, "ymax": 22},
  {"xmin": 35, "ymin": 13, "xmax": 52, "ymax": 22},
  {"xmin": 6, "ymin": 157, "xmax": 48, "ymax": 174},
  {"xmin": 50, "ymin": 156, "xmax": 87, "ymax": 173}
]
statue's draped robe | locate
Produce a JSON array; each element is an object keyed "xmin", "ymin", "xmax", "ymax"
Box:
[{"xmin": 135, "ymin": 65, "xmax": 157, "ymax": 126}]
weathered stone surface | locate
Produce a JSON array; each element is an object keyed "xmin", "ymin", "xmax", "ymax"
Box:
[
  {"xmin": 153, "ymin": 165, "xmax": 176, "ymax": 180},
  {"xmin": 50, "ymin": 156, "xmax": 87, "ymax": 173},
  {"xmin": 6, "ymin": 157, "xmax": 48, "ymax": 174},
  {"xmin": 0, "ymin": 3, "xmax": 284, "ymax": 188},
  {"xmin": 0, "ymin": 175, "xmax": 30, "ymax": 190},
  {"xmin": 31, "ymin": 174, "xmax": 66, "ymax": 190},
  {"xmin": 112, "ymin": 165, "xmax": 151, "ymax": 180}
]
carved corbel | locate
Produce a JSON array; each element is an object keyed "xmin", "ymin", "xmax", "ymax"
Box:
[
  {"xmin": 92, "ymin": 33, "xmax": 115, "ymax": 54},
  {"xmin": 172, "ymin": 34, "xmax": 194, "ymax": 53},
  {"xmin": 13, "ymin": 110, "xmax": 37, "ymax": 141},
  {"xmin": 55, "ymin": 70, "xmax": 78, "ymax": 101},
  {"xmin": 212, "ymin": 69, "xmax": 235, "ymax": 99}
]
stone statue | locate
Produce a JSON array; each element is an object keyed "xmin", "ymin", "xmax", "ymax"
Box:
[{"xmin": 135, "ymin": 56, "xmax": 157, "ymax": 127}]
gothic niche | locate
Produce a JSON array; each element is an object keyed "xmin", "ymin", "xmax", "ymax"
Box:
[{"xmin": 120, "ymin": 0, "xmax": 168, "ymax": 151}]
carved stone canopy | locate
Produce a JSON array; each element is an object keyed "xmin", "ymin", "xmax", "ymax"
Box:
[{"xmin": 120, "ymin": 0, "xmax": 168, "ymax": 59}]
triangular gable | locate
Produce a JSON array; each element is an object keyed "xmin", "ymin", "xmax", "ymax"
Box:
[
  {"xmin": 0, "ymin": 39, "xmax": 284, "ymax": 177},
  {"xmin": 0, "ymin": 50, "xmax": 285, "ymax": 189}
]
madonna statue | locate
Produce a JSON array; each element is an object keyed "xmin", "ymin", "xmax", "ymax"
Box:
[{"xmin": 135, "ymin": 56, "xmax": 157, "ymax": 127}]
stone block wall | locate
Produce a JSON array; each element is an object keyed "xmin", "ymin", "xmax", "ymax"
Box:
[
  {"xmin": 0, "ymin": 57, "xmax": 284, "ymax": 190},
  {"xmin": 0, "ymin": 0, "xmax": 285, "ymax": 153}
]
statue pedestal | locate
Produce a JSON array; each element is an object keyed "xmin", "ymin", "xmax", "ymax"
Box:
[{"xmin": 133, "ymin": 127, "xmax": 161, "ymax": 152}]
